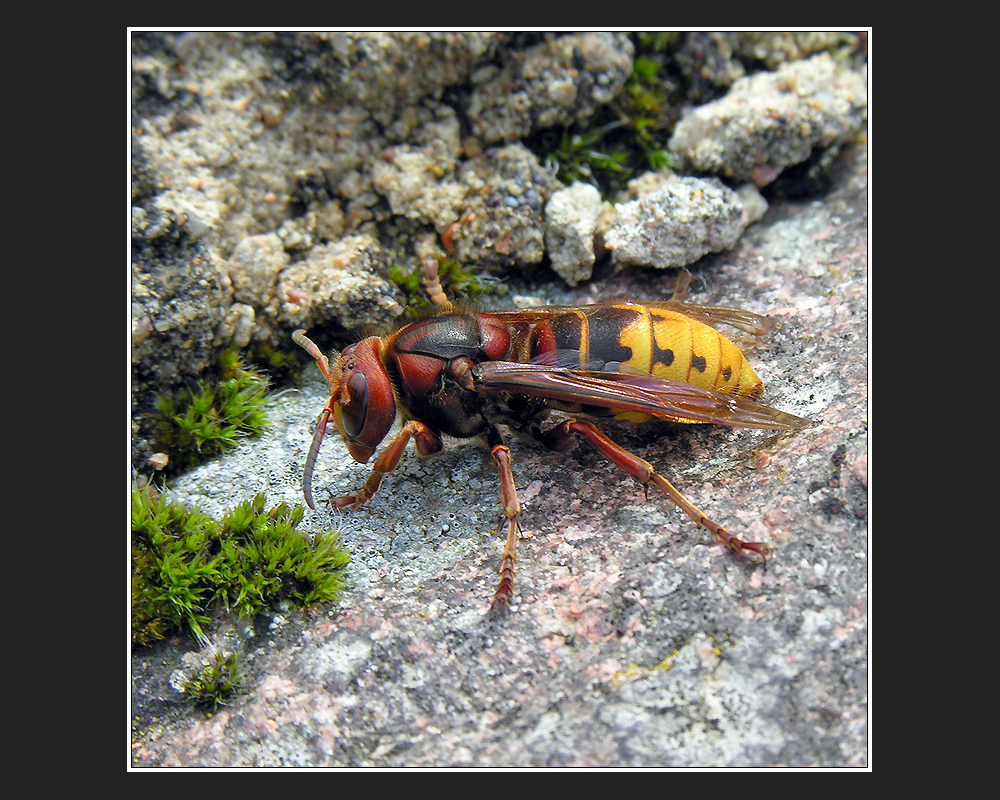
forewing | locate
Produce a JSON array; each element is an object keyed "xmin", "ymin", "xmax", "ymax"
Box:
[
  {"xmin": 474, "ymin": 362, "xmax": 808, "ymax": 430},
  {"xmin": 486, "ymin": 302, "xmax": 772, "ymax": 336},
  {"xmin": 644, "ymin": 301, "xmax": 773, "ymax": 336}
]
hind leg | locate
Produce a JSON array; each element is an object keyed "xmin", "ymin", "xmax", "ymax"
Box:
[{"xmin": 540, "ymin": 419, "xmax": 771, "ymax": 559}]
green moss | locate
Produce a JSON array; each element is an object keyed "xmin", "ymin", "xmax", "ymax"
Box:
[
  {"xmin": 539, "ymin": 121, "xmax": 631, "ymax": 190},
  {"xmin": 390, "ymin": 258, "xmax": 486, "ymax": 309},
  {"xmin": 527, "ymin": 33, "xmax": 683, "ymax": 200},
  {"xmin": 153, "ymin": 358, "xmax": 269, "ymax": 475},
  {"xmin": 621, "ymin": 55, "xmax": 677, "ymax": 172},
  {"xmin": 131, "ymin": 486, "xmax": 349, "ymax": 646},
  {"xmin": 222, "ymin": 343, "xmax": 305, "ymax": 387},
  {"xmin": 635, "ymin": 31, "xmax": 681, "ymax": 54},
  {"xmin": 389, "ymin": 263, "xmax": 427, "ymax": 308},
  {"xmin": 183, "ymin": 650, "xmax": 244, "ymax": 711},
  {"xmin": 437, "ymin": 258, "xmax": 487, "ymax": 302}
]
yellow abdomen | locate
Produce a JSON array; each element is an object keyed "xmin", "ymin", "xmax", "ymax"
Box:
[{"xmin": 580, "ymin": 304, "xmax": 763, "ymax": 399}]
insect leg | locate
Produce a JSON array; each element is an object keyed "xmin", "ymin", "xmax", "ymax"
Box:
[
  {"xmin": 333, "ymin": 420, "xmax": 443, "ymax": 509},
  {"xmin": 490, "ymin": 444, "xmax": 523, "ymax": 611},
  {"xmin": 671, "ymin": 268, "xmax": 693, "ymax": 302},
  {"xmin": 421, "ymin": 257, "xmax": 454, "ymax": 311},
  {"xmin": 544, "ymin": 419, "xmax": 772, "ymax": 560},
  {"xmin": 302, "ymin": 404, "xmax": 333, "ymax": 509},
  {"xmin": 292, "ymin": 329, "xmax": 334, "ymax": 383}
]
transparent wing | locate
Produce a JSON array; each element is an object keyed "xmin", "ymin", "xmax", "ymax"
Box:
[
  {"xmin": 486, "ymin": 301, "xmax": 772, "ymax": 336},
  {"xmin": 474, "ymin": 362, "xmax": 808, "ymax": 430}
]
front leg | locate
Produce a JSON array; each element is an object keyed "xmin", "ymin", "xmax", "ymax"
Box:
[{"xmin": 332, "ymin": 420, "xmax": 443, "ymax": 509}]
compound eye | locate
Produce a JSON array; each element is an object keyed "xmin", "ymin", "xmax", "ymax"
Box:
[{"xmin": 341, "ymin": 371, "xmax": 369, "ymax": 439}]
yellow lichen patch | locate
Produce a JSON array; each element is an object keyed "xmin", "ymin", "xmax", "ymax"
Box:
[{"xmin": 611, "ymin": 650, "xmax": 680, "ymax": 686}]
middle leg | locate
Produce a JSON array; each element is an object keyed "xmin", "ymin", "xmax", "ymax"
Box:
[{"xmin": 490, "ymin": 443, "xmax": 523, "ymax": 610}]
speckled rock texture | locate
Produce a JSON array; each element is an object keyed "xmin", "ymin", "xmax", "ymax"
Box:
[
  {"xmin": 447, "ymin": 143, "xmax": 564, "ymax": 270},
  {"xmin": 258, "ymin": 32, "xmax": 501, "ymax": 126},
  {"xmin": 669, "ymin": 53, "xmax": 867, "ymax": 186},
  {"xmin": 674, "ymin": 31, "xmax": 860, "ymax": 101},
  {"xmin": 605, "ymin": 175, "xmax": 747, "ymax": 269},
  {"xmin": 544, "ymin": 181, "xmax": 607, "ymax": 286},
  {"xmin": 268, "ymin": 234, "xmax": 405, "ymax": 333},
  {"xmin": 467, "ymin": 32, "xmax": 635, "ymax": 143},
  {"xmin": 131, "ymin": 142, "xmax": 868, "ymax": 768}
]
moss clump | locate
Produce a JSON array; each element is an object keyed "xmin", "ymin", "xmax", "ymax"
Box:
[
  {"xmin": 389, "ymin": 262, "xmax": 426, "ymax": 308},
  {"xmin": 153, "ymin": 360, "xmax": 269, "ymax": 475},
  {"xmin": 182, "ymin": 650, "xmax": 244, "ymax": 711},
  {"xmin": 390, "ymin": 258, "xmax": 486, "ymax": 310},
  {"xmin": 220, "ymin": 343, "xmax": 305, "ymax": 388},
  {"xmin": 131, "ymin": 486, "xmax": 349, "ymax": 646},
  {"xmin": 621, "ymin": 54, "xmax": 677, "ymax": 172},
  {"xmin": 538, "ymin": 121, "xmax": 632, "ymax": 190},
  {"xmin": 527, "ymin": 33, "xmax": 683, "ymax": 200}
]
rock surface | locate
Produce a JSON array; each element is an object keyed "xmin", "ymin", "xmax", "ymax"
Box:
[{"xmin": 132, "ymin": 143, "xmax": 868, "ymax": 769}]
